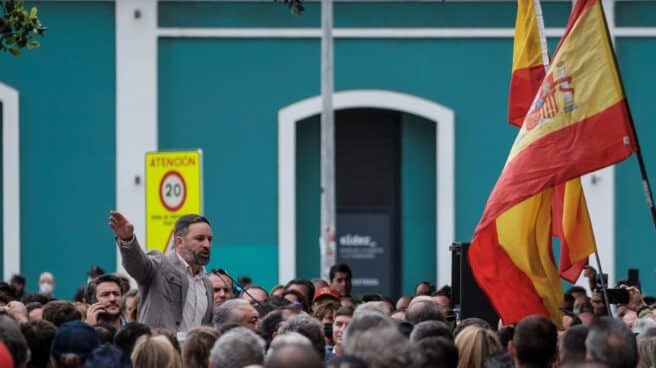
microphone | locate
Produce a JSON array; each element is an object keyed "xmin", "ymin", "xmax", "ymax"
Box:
[{"xmin": 217, "ymin": 269, "xmax": 266, "ymax": 311}]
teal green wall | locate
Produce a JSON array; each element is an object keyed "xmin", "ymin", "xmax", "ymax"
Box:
[
  {"xmin": 615, "ymin": 38, "xmax": 656, "ymax": 294},
  {"xmin": 401, "ymin": 113, "xmax": 436, "ymax": 295},
  {"xmin": 295, "ymin": 116, "xmax": 321, "ymax": 281},
  {"xmin": 0, "ymin": 2, "xmax": 115, "ymax": 298},
  {"xmin": 616, "ymin": 1, "xmax": 656, "ymax": 27},
  {"xmin": 158, "ymin": 33, "xmax": 566, "ymax": 288},
  {"xmin": 159, "ymin": 1, "xmax": 571, "ymax": 28},
  {"xmin": 158, "ymin": 39, "xmax": 321, "ymax": 289}
]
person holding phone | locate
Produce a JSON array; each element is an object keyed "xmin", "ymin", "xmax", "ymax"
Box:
[
  {"xmin": 85, "ymin": 274, "xmax": 124, "ymax": 329},
  {"xmin": 109, "ymin": 211, "xmax": 214, "ymax": 335}
]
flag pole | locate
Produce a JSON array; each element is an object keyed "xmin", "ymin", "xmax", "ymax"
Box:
[
  {"xmin": 592, "ymin": 245, "xmax": 613, "ymax": 317},
  {"xmin": 598, "ymin": 0, "xmax": 656, "ymax": 231},
  {"xmin": 320, "ymin": 0, "xmax": 337, "ymax": 281},
  {"xmin": 533, "ymin": 0, "xmax": 550, "ymax": 70}
]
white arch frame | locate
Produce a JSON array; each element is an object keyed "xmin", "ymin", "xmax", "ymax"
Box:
[
  {"xmin": 278, "ymin": 90, "xmax": 454, "ymax": 286},
  {"xmin": 1, "ymin": 82, "xmax": 19, "ymax": 281}
]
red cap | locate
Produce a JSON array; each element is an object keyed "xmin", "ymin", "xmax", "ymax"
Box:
[{"xmin": 313, "ymin": 287, "xmax": 340, "ymax": 303}]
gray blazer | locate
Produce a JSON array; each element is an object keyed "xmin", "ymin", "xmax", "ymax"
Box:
[{"xmin": 118, "ymin": 236, "xmax": 213, "ymax": 332}]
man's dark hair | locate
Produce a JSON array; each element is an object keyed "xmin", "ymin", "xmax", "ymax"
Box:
[
  {"xmin": 566, "ymin": 286, "xmax": 587, "ymax": 296},
  {"xmin": 21, "ymin": 293, "xmax": 50, "ymax": 305},
  {"xmin": 563, "ymin": 310, "xmax": 582, "ymax": 326},
  {"xmin": 0, "ymin": 315, "xmax": 29, "ymax": 368},
  {"xmin": 335, "ymin": 305, "xmax": 355, "ymax": 318},
  {"xmin": 43, "ymin": 301, "xmax": 82, "ymax": 327},
  {"xmin": 585, "ymin": 317, "xmax": 637, "ymax": 368},
  {"xmin": 415, "ymin": 281, "xmax": 435, "ymax": 296},
  {"xmin": 283, "ymin": 279, "xmax": 314, "ymax": 308},
  {"xmin": 397, "ymin": 320, "xmax": 414, "ymax": 338},
  {"xmin": 173, "ymin": 214, "xmax": 210, "ymax": 237},
  {"xmin": 560, "ymin": 325, "xmax": 588, "ymax": 365},
  {"xmin": 410, "ymin": 320, "xmax": 453, "ymax": 342},
  {"xmin": 94, "ymin": 324, "xmax": 118, "ymax": 345},
  {"xmin": 497, "ymin": 326, "xmax": 514, "ymax": 352},
  {"xmin": 114, "ymin": 322, "xmax": 151, "ymax": 358},
  {"xmin": 435, "ymin": 285, "xmax": 452, "ymax": 299},
  {"xmin": 0, "ymin": 282, "xmax": 14, "ymax": 301},
  {"xmin": 563, "ymin": 293, "xmax": 575, "ymax": 311},
  {"xmin": 21, "ymin": 319, "xmax": 57, "ymax": 368},
  {"xmin": 260, "ymin": 310, "xmax": 284, "ymax": 349},
  {"xmin": 282, "ymin": 289, "xmax": 308, "ymax": 311},
  {"xmin": 416, "ymin": 336, "xmax": 458, "ymax": 368},
  {"xmin": 329, "ymin": 264, "xmax": 352, "ymax": 282},
  {"xmin": 406, "ymin": 300, "xmax": 444, "ymax": 324},
  {"xmin": 278, "ymin": 314, "xmax": 325, "ymax": 359},
  {"xmin": 513, "ymin": 315, "xmax": 558, "ymax": 368},
  {"xmin": 25, "ymin": 302, "xmax": 43, "ymax": 314},
  {"xmin": 10, "ymin": 274, "xmax": 26, "ymax": 285},
  {"xmin": 84, "ymin": 274, "xmax": 123, "ymax": 304}
]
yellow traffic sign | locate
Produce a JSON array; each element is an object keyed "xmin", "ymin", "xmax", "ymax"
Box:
[{"xmin": 145, "ymin": 150, "xmax": 203, "ymax": 252}]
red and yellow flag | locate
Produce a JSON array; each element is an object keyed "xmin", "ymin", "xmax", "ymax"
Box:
[
  {"xmin": 509, "ymin": 0, "xmax": 598, "ymax": 285},
  {"xmin": 508, "ymin": 0, "xmax": 547, "ymax": 127},
  {"xmin": 470, "ymin": 0, "xmax": 637, "ymax": 325}
]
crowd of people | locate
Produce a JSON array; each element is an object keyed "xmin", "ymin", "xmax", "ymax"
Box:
[{"xmin": 0, "ymin": 212, "xmax": 654, "ymax": 367}]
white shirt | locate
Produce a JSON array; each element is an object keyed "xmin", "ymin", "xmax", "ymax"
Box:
[{"xmin": 176, "ymin": 253, "xmax": 208, "ymax": 333}]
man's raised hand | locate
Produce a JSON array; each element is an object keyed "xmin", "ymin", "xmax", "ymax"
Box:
[{"xmin": 109, "ymin": 211, "xmax": 134, "ymax": 241}]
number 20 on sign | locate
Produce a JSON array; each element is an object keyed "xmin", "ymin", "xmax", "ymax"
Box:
[{"xmin": 145, "ymin": 150, "xmax": 203, "ymax": 252}]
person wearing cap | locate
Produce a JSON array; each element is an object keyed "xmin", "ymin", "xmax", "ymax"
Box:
[
  {"xmin": 312, "ymin": 287, "xmax": 341, "ymax": 309},
  {"xmin": 50, "ymin": 320, "xmax": 100, "ymax": 368},
  {"xmin": 84, "ymin": 343, "xmax": 131, "ymax": 368},
  {"xmin": 109, "ymin": 211, "xmax": 214, "ymax": 334}
]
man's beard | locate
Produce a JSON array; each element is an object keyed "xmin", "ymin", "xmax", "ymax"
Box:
[
  {"xmin": 183, "ymin": 244, "xmax": 209, "ymax": 266},
  {"xmin": 190, "ymin": 250, "xmax": 209, "ymax": 266},
  {"xmin": 98, "ymin": 306, "xmax": 122, "ymax": 323}
]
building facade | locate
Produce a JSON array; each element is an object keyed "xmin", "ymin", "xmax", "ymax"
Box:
[{"xmin": 1, "ymin": 0, "xmax": 655, "ymax": 299}]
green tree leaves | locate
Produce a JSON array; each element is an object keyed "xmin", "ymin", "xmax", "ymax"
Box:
[
  {"xmin": 277, "ymin": 0, "xmax": 304, "ymax": 15},
  {"xmin": 0, "ymin": 0, "xmax": 47, "ymax": 56}
]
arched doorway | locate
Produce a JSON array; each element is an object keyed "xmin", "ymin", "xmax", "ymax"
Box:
[{"xmin": 278, "ymin": 90, "xmax": 454, "ymax": 293}]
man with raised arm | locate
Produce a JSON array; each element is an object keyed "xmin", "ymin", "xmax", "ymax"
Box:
[{"xmin": 109, "ymin": 211, "xmax": 214, "ymax": 334}]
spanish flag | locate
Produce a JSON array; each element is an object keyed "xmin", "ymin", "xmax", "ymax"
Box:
[
  {"xmin": 470, "ymin": 0, "xmax": 637, "ymax": 325},
  {"xmin": 508, "ymin": 0, "xmax": 598, "ymax": 285},
  {"xmin": 508, "ymin": 0, "xmax": 547, "ymax": 127}
]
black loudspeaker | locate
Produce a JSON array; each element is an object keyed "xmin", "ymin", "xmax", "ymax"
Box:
[{"xmin": 451, "ymin": 242, "xmax": 499, "ymax": 327}]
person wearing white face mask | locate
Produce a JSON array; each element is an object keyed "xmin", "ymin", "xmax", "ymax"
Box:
[{"xmin": 38, "ymin": 272, "xmax": 55, "ymax": 298}]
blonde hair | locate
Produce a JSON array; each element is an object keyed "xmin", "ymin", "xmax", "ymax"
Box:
[
  {"xmin": 131, "ymin": 334, "xmax": 183, "ymax": 368},
  {"xmin": 455, "ymin": 325, "xmax": 502, "ymax": 368}
]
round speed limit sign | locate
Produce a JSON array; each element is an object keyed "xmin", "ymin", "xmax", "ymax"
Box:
[{"xmin": 159, "ymin": 170, "xmax": 187, "ymax": 211}]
